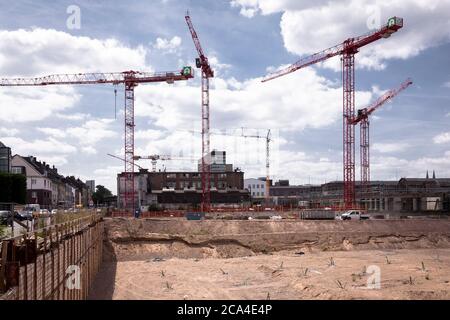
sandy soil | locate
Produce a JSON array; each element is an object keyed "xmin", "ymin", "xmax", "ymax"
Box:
[{"xmin": 89, "ymin": 248, "xmax": 450, "ymax": 300}]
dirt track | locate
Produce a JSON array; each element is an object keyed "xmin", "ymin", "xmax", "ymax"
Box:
[{"xmin": 88, "ymin": 218, "xmax": 450, "ymax": 300}]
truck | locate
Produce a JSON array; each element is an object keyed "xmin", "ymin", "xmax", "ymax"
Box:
[{"xmin": 340, "ymin": 210, "xmax": 370, "ymax": 220}]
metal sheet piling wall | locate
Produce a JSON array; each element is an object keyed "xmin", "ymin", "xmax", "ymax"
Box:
[{"xmin": 0, "ymin": 215, "xmax": 103, "ymax": 300}]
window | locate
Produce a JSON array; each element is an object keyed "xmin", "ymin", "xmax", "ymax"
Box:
[
  {"xmin": 11, "ymin": 167, "xmax": 23, "ymax": 174},
  {"xmin": 256, "ymin": 184, "xmax": 259, "ymax": 189},
  {"xmin": 252, "ymin": 184, "xmax": 255, "ymax": 189},
  {"xmin": 257, "ymin": 192, "xmax": 260, "ymax": 196}
]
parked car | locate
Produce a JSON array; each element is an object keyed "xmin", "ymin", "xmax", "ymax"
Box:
[
  {"xmin": 16, "ymin": 211, "xmax": 33, "ymax": 221},
  {"xmin": 341, "ymin": 210, "xmax": 370, "ymax": 220},
  {"xmin": 51, "ymin": 209, "xmax": 58, "ymax": 215},
  {"xmin": 0, "ymin": 211, "xmax": 12, "ymax": 226},
  {"xmin": 24, "ymin": 204, "xmax": 40, "ymax": 212},
  {"xmin": 270, "ymin": 215, "xmax": 282, "ymax": 220},
  {"xmin": 39, "ymin": 209, "xmax": 49, "ymax": 215}
]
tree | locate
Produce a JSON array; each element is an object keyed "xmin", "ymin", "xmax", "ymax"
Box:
[
  {"xmin": 92, "ymin": 185, "xmax": 113, "ymax": 205},
  {"xmin": 0, "ymin": 173, "xmax": 26, "ymax": 204}
]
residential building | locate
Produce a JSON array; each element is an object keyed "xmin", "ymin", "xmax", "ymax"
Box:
[
  {"xmin": 11, "ymin": 155, "xmax": 90, "ymax": 209},
  {"xmin": 11, "ymin": 155, "xmax": 54, "ymax": 208}
]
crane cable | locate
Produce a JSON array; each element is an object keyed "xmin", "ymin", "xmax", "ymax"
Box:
[{"xmin": 114, "ymin": 85, "xmax": 118, "ymax": 119}]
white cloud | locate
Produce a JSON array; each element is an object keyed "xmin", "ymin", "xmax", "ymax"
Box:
[
  {"xmin": 65, "ymin": 119, "xmax": 117, "ymax": 146},
  {"xmin": 135, "ymin": 68, "xmax": 372, "ymax": 133},
  {"xmin": 37, "ymin": 127, "xmax": 67, "ymax": 138},
  {"xmin": 444, "ymin": 81, "xmax": 450, "ymax": 88},
  {"xmin": 36, "ymin": 118, "xmax": 117, "ymax": 150},
  {"xmin": 93, "ymin": 165, "xmax": 123, "ymax": 193},
  {"xmin": 208, "ymin": 56, "xmax": 232, "ymax": 74},
  {"xmin": 0, "ymin": 86, "xmax": 81, "ymax": 123},
  {"xmin": 0, "ymin": 127, "xmax": 19, "ymax": 136},
  {"xmin": 371, "ymin": 152, "xmax": 450, "ymax": 180},
  {"xmin": 55, "ymin": 113, "xmax": 89, "ymax": 121},
  {"xmin": 153, "ymin": 36, "xmax": 182, "ymax": 53},
  {"xmin": 372, "ymin": 142, "xmax": 410, "ymax": 153},
  {"xmin": 135, "ymin": 129, "xmax": 165, "ymax": 140},
  {"xmin": 0, "ymin": 28, "xmax": 152, "ymax": 123},
  {"xmin": 239, "ymin": 7, "xmax": 257, "ymax": 18},
  {"xmin": 433, "ymin": 132, "xmax": 450, "ymax": 144},
  {"xmin": 81, "ymin": 146, "xmax": 97, "ymax": 155},
  {"xmin": 231, "ymin": 0, "xmax": 450, "ymax": 71},
  {"xmin": 1, "ymin": 136, "xmax": 76, "ymax": 156},
  {"xmin": 0, "ymin": 28, "xmax": 150, "ymax": 77}
]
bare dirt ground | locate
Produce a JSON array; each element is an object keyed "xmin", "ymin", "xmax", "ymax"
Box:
[
  {"xmin": 88, "ymin": 218, "xmax": 450, "ymax": 300},
  {"xmin": 90, "ymin": 248, "xmax": 450, "ymax": 300}
]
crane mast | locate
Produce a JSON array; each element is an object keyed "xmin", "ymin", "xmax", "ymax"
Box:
[
  {"xmin": 186, "ymin": 12, "xmax": 214, "ymax": 213},
  {"xmin": 262, "ymin": 16, "xmax": 403, "ymax": 209},
  {"xmin": 2, "ymin": 67, "xmax": 194, "ymax": 213}
]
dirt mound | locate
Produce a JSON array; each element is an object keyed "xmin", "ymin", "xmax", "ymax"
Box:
[{"xmin": 103, "ymin": 218, "xmax": 450, "ymax": 261}]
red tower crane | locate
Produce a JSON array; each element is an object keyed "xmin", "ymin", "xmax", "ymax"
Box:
[
  {"xmin": 185, "ymin": 12, "xmax": 214, "ymax": 212},
  {"xmin": 1, "ymin": 68, "xmax": 194, "ymax": 212},
  {"xmin": 262, "ymin": 17, "xmax": 404, "ymax": 209},
  {"xmin": 350, "ymin": 78, "xmax": 412, "ymax": 195}
]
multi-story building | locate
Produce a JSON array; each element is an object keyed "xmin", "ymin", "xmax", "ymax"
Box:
[
  {"xmin": 86, "ymin": 180, "xmax": 95, "ymax": 194},
  {"xmin": 197, "ymin": 150, "xmax": 233, "ymax": 173},
  {"xmin": 11, "ymin": 155, "xmax": 54, "ymax": 208},
  {"xmin": 11, "ymin": 155, "xmax": 91, "ymax": 209},
  {"xmin": 270, "ymin": 173, "xmax": 450, "ymax": 213},
  {"xmin": 244, "ymin": 178, "xmax": 267, "ymax": 199},
  {"xmin": 118, "ymin": 151, "xmax": 250, "ymax": 209},
  {"xmin": 0, "ymin": 141, "xmax": 12, "ymax": 173},
  {"xmin": 65, "ymin": 176, "xmax": 89, "ymax": 207}
]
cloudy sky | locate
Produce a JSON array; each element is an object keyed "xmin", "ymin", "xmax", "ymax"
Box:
[{"xmin": 0, "ymin": 0, "xmax": 450, "ymax": 193}]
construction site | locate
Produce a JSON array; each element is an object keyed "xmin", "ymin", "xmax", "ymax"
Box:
[{"xmin": 1, "ymin": 2, "xmax": 450, "ymax": 303}]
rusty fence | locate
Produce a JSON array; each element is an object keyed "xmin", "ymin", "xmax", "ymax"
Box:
[{"xmin": 0, "ymin": 214, "xmax": 104, "ymax": 300}]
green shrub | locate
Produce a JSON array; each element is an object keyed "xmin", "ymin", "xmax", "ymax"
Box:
[{"xmin": 0, "ymin": 173, "xmax": 26, "ymax": 204}]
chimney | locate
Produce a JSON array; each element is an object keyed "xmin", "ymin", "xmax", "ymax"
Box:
[{"xmin": 426, "ymin": 170, "xmax": 429, "ymax": 179}]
